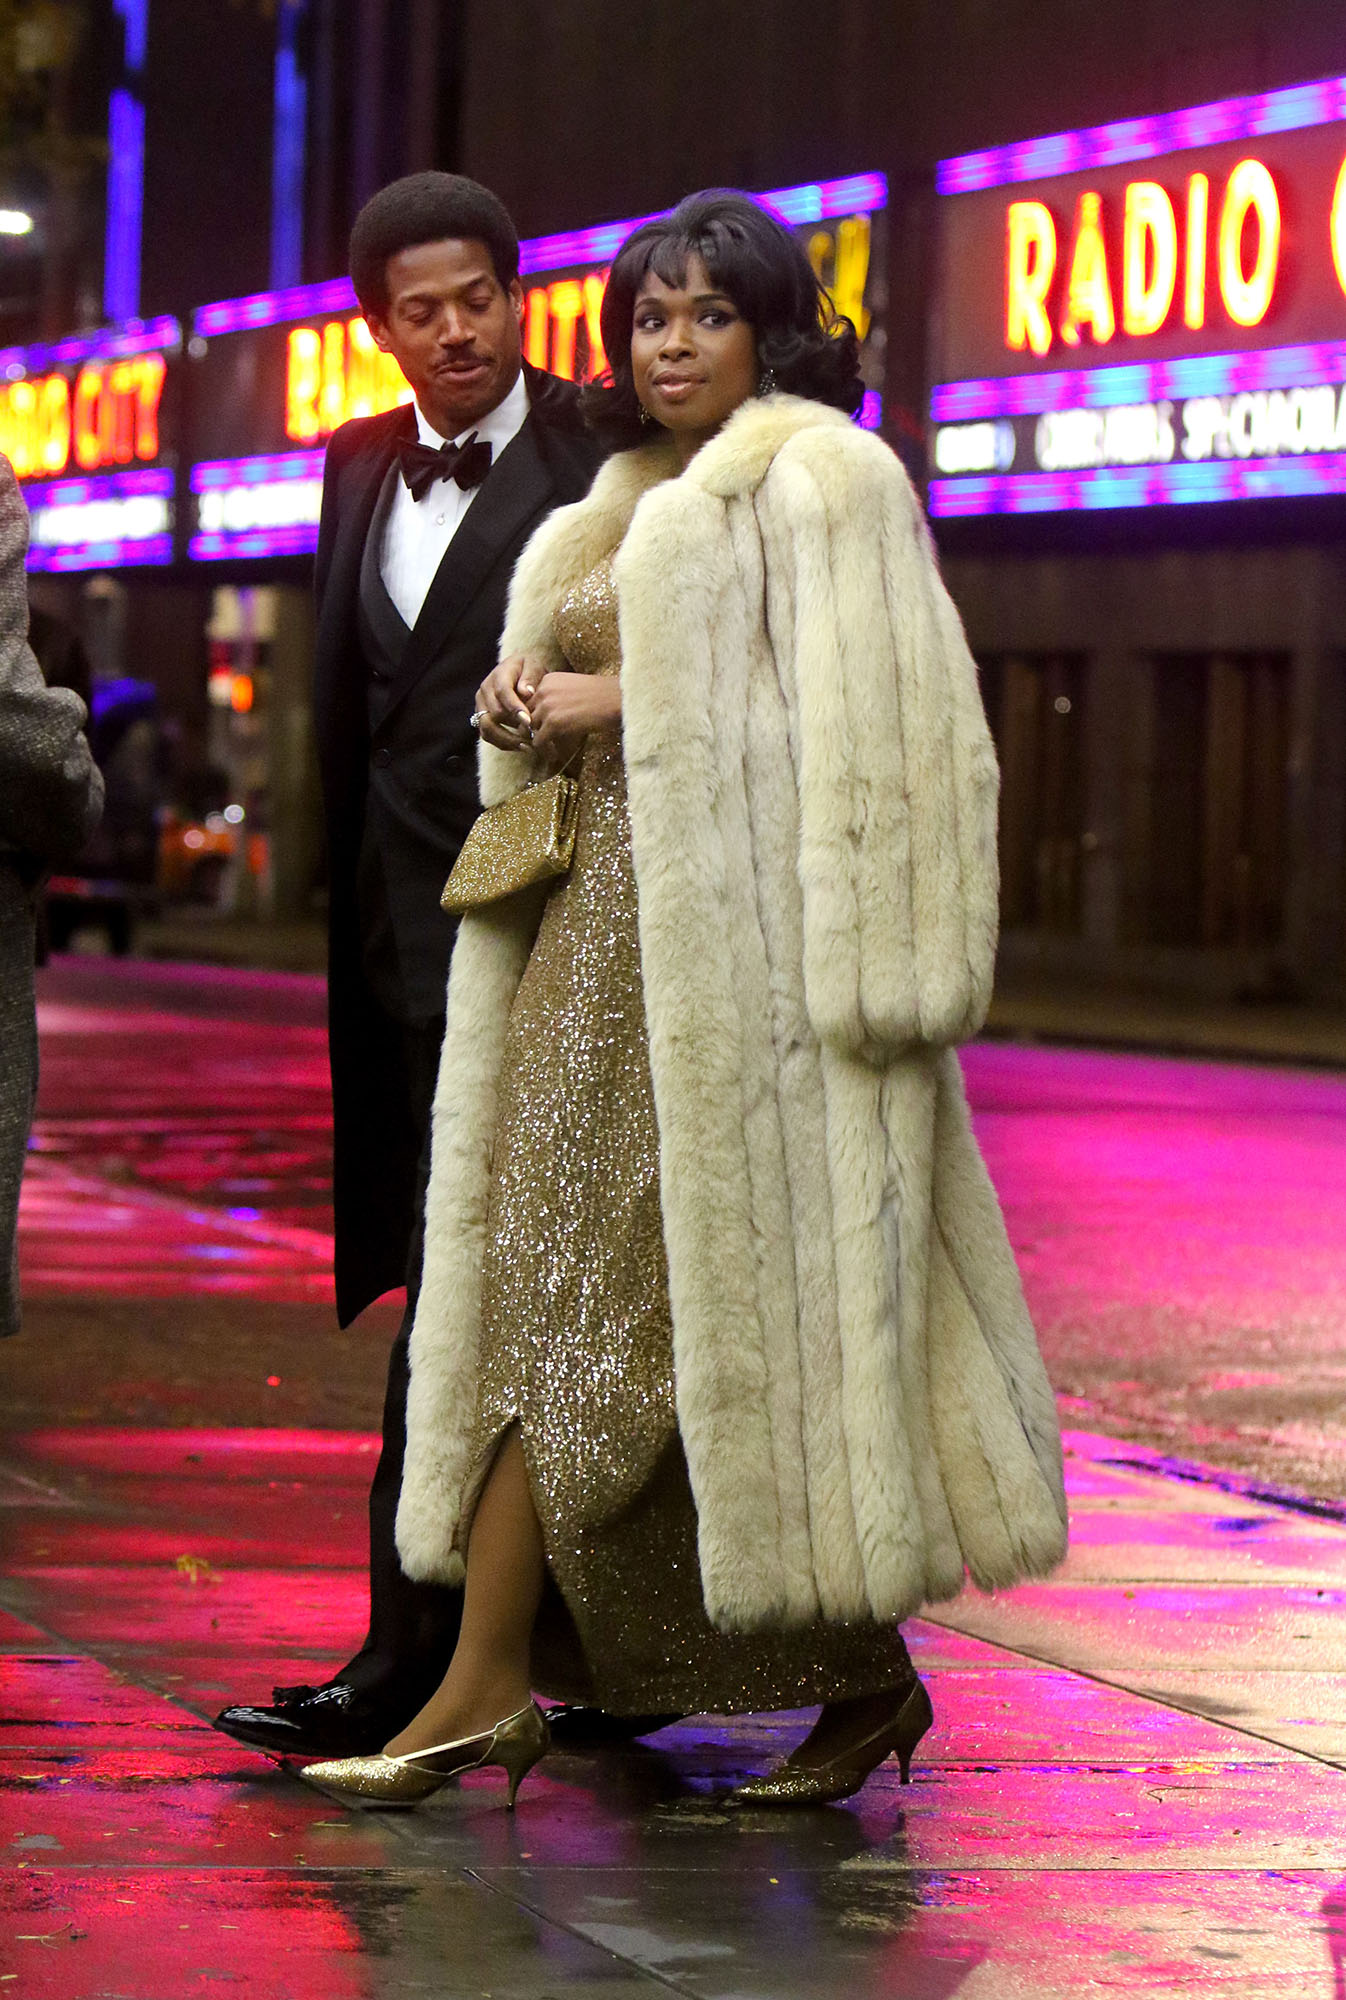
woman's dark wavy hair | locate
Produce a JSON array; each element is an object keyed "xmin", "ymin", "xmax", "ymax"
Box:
[{"xmin": 583, "ymin": 190, "xmax": 863, "ymax": 450}]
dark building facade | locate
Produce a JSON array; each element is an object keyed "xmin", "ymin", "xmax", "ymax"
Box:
[{"xmin": 6, "ymin": 0, "xmax": 1346, "ymax": 997}]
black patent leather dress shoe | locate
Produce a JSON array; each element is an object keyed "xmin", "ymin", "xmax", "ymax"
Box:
[
  {"xmin": 214, "ymin": 1682, "xmax": 682, "ymax": 1759},
  {"xmin": 544, "ymin": 1704, "xmax": 681, "ymax": 1745},
  {"xmin": 213, "ymin": 1681, "xmax": 399, "ymax": 1759}
]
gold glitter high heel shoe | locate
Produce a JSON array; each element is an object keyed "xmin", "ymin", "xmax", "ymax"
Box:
[
  {"xmin": 298, "ymin": 1700, "xmax": 550, "ymax": 1810},
  {"xmin": 725, "ymin": 1679, "xmax": 934, "ymax": 1808}
]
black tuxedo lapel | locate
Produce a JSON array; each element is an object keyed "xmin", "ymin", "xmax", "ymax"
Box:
[
  {"xmin": 379, "ymin": 415, "xmax": 556, "ymax": 725},
  {"xmin": 318, "ymin": 407, "xmax": 416, "ymax": 660}
]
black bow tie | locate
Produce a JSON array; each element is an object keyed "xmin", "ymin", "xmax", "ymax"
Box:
[{"xmin": 397, "ymin": 433, "xmax": 494, "ymax": 502}]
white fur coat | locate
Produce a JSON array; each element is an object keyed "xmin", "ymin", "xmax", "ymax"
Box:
[{"xmin": 396, "ymin": 394, "xmax": 1068, "ymax": 1631}]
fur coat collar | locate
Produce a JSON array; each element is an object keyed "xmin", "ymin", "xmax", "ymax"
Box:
[{"xmin": 397, "ymin": 395, "xmax": 1067, "ymax": 1631}]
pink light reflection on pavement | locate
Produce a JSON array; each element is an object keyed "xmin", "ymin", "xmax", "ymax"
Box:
[
  {"xmin": 23, "ymin": 973, "xmax": 335, "ymax": 1301},
  {"xmin": 18, "ymin": 1155, "xmax": 335, "ymax": 1302},
  {"xmin": 26, "ymin": 968, "xmax": 1346, "ymax": 1338},
  {"xmin": 7, "ymin": 1418, "xmax": 1346, "ymax": 1990},
  {"xmin": 6, "ymin": 1868, "xmax": 372, "ymax": 2000},
  {"xmin": 9, "ymin": 967, "xmax": 1346, "ymax": 1991},
  {"xmin": 962, "ymin": 1041, "xmax": 1346, "ymax": 1333}
]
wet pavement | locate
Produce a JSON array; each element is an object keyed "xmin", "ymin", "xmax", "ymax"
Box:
[
  {"xmin": 6, "ymin": 1423, "xmax": 1346, "ymax": 1996},
  {"xmin": 25, "ymin": 958, "xmax": 333, "ymax": 1292},
  {"xmin": 3, "ymin": 958, "xmax": 1346, "ymax": 1995}
]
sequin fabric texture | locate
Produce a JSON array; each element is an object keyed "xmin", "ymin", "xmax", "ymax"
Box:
[{"xmin": 470, "ymin": 555, "xmax": 912, "ymax": 1715}]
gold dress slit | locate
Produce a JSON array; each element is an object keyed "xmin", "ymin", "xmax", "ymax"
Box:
[{"xmin": 466, "ymin": 555, "xmax": 912, "ymax": 1715}]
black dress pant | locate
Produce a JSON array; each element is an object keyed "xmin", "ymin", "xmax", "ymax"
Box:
[{"xmin": 335, "ymin": 1015, "xmax": 464, "ymax": 1714}]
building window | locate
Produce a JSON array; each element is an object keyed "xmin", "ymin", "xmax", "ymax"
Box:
[{"xmin": 1147, "ymin": 651, "xmax": 1289, "ymax": 950}]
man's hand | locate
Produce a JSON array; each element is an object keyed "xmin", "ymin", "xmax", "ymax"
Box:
[
  {"xmin": 475, "ymin": 655, "xmax": 544, "ymax": 751},
  {"xmin": 525, "ymin": 673, "xmax": 621, "ymax": 767}
]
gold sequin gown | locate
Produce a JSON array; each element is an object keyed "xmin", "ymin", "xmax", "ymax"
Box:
[{"xmin": 467, "ymin": 556, "xmax": 914, "ymax": 1715}]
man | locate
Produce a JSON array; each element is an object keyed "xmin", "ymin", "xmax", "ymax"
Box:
[{"xmin": 213, "ymin": 174, "xmax": 609, "ymax": 1759}]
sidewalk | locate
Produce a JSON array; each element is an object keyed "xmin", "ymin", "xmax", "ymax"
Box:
[
  {"xmin": 2, "ymin": 1420, "xmax": 1344, "ymax": 1997},
  {"xmin": 11, "ymin": 941, "xmax": 1346, "ymax": 1994}
]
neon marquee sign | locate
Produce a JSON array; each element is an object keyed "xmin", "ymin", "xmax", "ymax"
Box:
[
  {"xmin": 23, "ymin": 467, "xmax": 173, "ymax": 572},
  {"xmin": 187, "ymin": 173, "xmax": 886, "ymax": 559},
  {"xmin": 0, "ymin": 319, "xmax": 176, "ymax": 483},
  {"xmin": 1005, "ymin": 160, "xmax": 1285, "ymax": 356},
  {"xmin": 283, "ymin": 319, "xmax": 410, "ymax": 442},
  {"xmin": 930, "ymin": 74, "xmax": 1346, "ymax": 514}
]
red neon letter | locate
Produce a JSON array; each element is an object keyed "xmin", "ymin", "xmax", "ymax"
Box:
[
  {"xmin": 1005, "ymin": 200, "xmax": 1056, "ymax": 356},
  {"xmin": 133, "ymin": 354, "xmax": 165, "ymax": 460},
  {"xmin": 523, "ymin": 287, "xmax": 550, "ymax": 369},
  {"xmin": 0, "ymin": 381, "xmax": 37, "ymax": 477},
  {"xmin": 1122, "ymin": 182, "xmax": 1177, "ymax": 337},
  {"xmin": 345, "ymin": 317, "xmax": 381, "ymax": 421},
  {"xmin": 582, "ymin": 271, "xmax": 608, "ymax": 380},
  {"xmin": 106, "ymin": 361, "xmax": 140, "ymax": 464},
  {"xmin": 39, "ymin": 374, "xmax": 71, "ymax": 473},
  {"xmin": 319, "ymin": 321, "xmax": 347, "ymax": 434},
  {"xmin": 73, "ymin": 366, "xmax": 104, "ymax": 469},
  {"xmin": 831, "ymin": 216, "xmax": 873, "ymax": 339},
  {"xmin": 1059, "ymin": 191, "xmax": 1116, "ymax": 348},
  {"xmin": 1184, "ymin": 173, "xmax": 1210, "ymax": 329},
  {"xmin": 286, "ymin": 329, "xmax": 321, "ymax": 441},
  {"xmin": 1332, "ymin": 156, "xmax": 1346, "ymax": 299},
  {"xmin": 546, "ymin": 280, "xmax": 584, "ymax": 381},
  {"xmin": 1218, "ymin": 159, "xmax": 1280, "ymax": 327}
]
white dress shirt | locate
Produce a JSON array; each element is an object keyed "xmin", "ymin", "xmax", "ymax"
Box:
[{"xmin": 379, "ymin": 369, "xmax": 530, "ymax": 630}]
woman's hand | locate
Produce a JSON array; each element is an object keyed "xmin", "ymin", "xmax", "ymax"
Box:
[
  {"xmin": 475, "ymin": 655, "xmax": 545, "ymax": 751},
  {"xmin": 526, "ymin": 674, "xmax": 621, "ymax": 768}
]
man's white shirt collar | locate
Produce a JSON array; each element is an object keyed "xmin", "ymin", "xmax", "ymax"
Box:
[
  {"xmin": 413, "ymin": 368, "xmax": 530, "ymax": 458},
  {"xmin": 379, "ymin": 368, "xmax": 532, "ymax": 629}
]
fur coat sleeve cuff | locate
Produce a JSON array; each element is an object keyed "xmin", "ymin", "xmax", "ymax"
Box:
[{"xmin": 767, "ymin": 429, "xmax": 999, "ymax": 1058}]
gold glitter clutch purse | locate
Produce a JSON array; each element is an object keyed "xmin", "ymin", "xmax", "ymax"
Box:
[{"xmin": 440, "ymin": 771, "xmax": 580, "ymax": 915}]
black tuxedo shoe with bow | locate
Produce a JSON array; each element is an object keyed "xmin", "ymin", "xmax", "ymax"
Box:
[
  {"xmin": 214, "ymin": 1680, "xmax": 396, "ymax": 1758},
  {"xmin": 213, "ymin": 1679, "xmax": 680, "ymax": 1759}
]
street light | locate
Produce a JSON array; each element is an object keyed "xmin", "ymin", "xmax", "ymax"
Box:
[{"xmin": 0, "ymin": 211, "xmax": 34, "ymax": 236}]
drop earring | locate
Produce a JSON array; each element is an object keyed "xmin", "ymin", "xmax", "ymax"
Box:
[
  {"xmin": 759, "ymin": 367, "xmax": 778, "ymax": 397},
  {"xmin": 638, "ymin": 401, "xmax": 653, "ymax": 427}
]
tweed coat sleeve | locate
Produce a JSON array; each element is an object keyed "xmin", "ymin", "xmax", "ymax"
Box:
[
  {"xmin": 0, "ymin": 459, "xmax": 103, "ymax": 865},
  {"xmin": 763, "ymin": 425, "xmax": 999, "ymax": 1059}
]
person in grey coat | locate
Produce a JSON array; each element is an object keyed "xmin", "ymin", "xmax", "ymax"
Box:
[{"xmin": 0, "ymin": 456, "xmax": 103, "ymax": 1336}]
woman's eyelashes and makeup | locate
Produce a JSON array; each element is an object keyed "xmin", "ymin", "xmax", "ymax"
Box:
[{"xmin": 633, "ymin": 295, "xmax": 738, "ymax": 334}]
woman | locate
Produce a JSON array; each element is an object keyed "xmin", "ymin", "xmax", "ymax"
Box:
[
  {"xmin": 303, "ymin": 191, "xmax": 1067, "ymax": 1811},
  {"xmin": 0, "ymin": 456, "xmax": 103, "ymax": 1339}
]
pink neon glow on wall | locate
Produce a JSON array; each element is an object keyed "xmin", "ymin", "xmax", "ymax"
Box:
[
  {"xmin": 187, "ymin": 452, "xmax": 325, "ymax": 560},
  {"xmin": 938, "ymin": 72, "xmax": 1346, "ymax": 193},
  {"xmin": 190, "ymin": 524, "xmax": 318, "ymax": 561},
  {"xmin": 23, "ymin": 465, "xmax": 174, "ymax": 571},
  {"xmin": 932, "ymin": 340, "xmax": 1346, "ymax": 422},
  {"xmin": 0, "ymin": 315, "xmax": 179, "ymax": 379},
  {"xmin": 192, "ymin": 174, "xmax": 888, "ymax": 338},
  {"xmin": 191, "ymin": 450, "xmax": 326, "ymax": 491}
]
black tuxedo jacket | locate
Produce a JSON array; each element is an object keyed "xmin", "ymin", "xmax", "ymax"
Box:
[{"xmin": 313, "ymin": 364, "xmax": 602, "ymax": 1325}]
